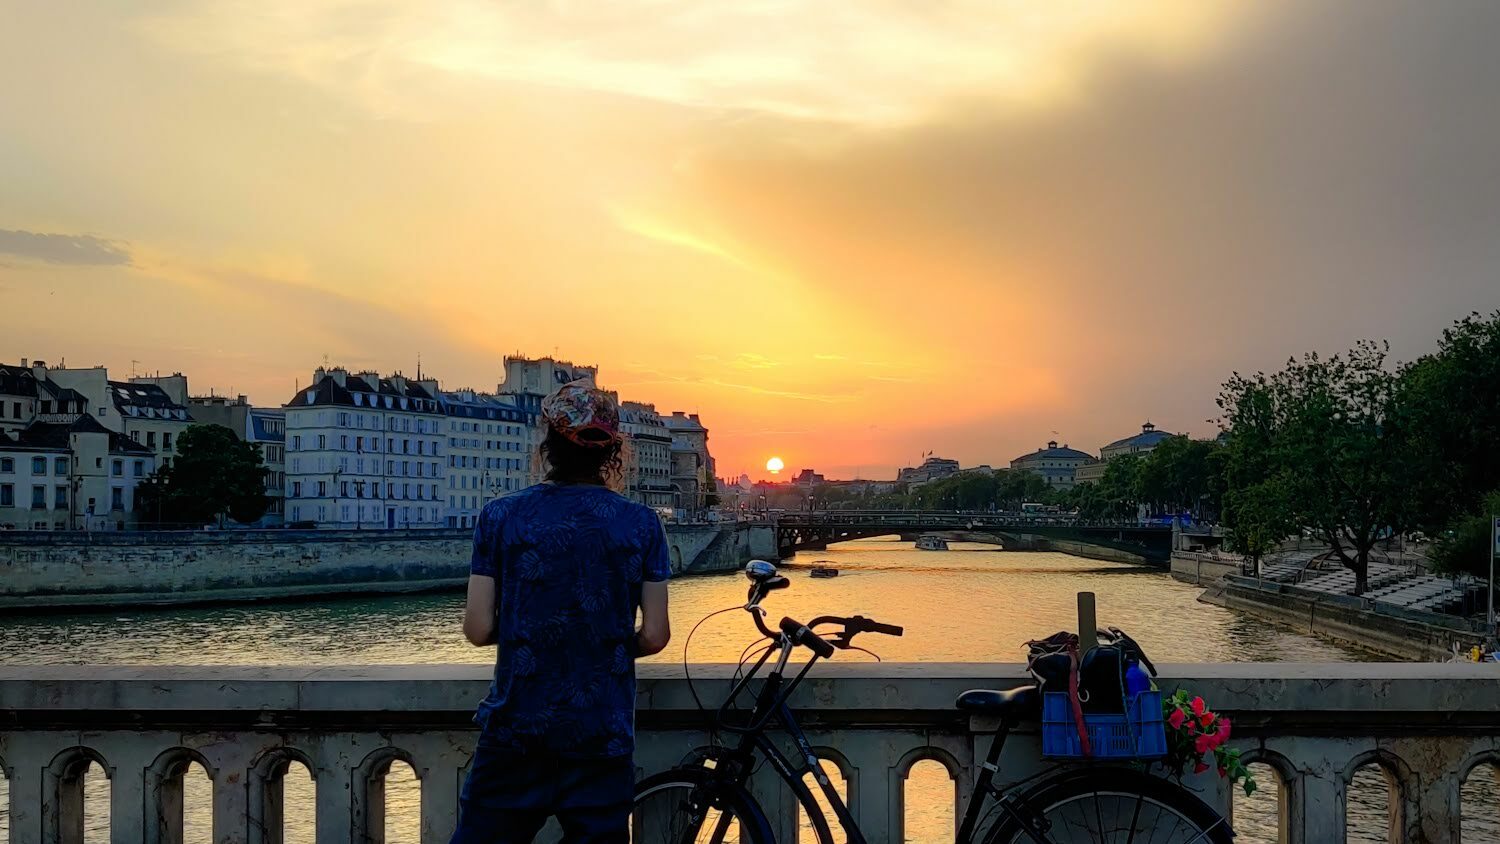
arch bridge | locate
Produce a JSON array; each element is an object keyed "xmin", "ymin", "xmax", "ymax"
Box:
[{"xmin": 772, "ymin": 510, "xmax": 1174, "ymax": 564}]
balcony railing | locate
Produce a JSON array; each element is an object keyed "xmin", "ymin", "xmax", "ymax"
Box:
[{"xmin": 0, "ymin": 663, "xmax": 1496, "ymax": 843}]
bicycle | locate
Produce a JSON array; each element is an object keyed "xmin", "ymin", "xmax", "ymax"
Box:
[{"xmin": 631, "ymin": 560, "xmax": 1235, "ymax": 843}]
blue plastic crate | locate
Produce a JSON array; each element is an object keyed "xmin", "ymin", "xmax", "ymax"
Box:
[{"xmin": 1041, "ymin": 690, "xmax": 1167, "ymax": 759}]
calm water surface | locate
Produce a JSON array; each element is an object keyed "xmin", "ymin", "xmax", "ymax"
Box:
[{"xmin": 0, "ymin": 540, "xmax": 1481, "ymax": 842}]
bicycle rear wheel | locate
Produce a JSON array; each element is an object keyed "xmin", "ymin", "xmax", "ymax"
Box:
[
  {"xmin": 981, "ymin": 767, "xmax": 1234, "ymax": 844},
  {"xmin": 633, "ymin": 768, "xmax": 775, "ymax": 844}
]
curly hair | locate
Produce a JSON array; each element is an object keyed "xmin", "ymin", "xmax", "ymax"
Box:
[{"xmin": 539, "ymin": 426, "xmax": 624, "ymax": 488}]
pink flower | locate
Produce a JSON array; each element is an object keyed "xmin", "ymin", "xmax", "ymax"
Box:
[
  {"xmin": 1190, "ymin": 696, "xmax": 1207, "ymax": 717},
  {"xmin": 1168, "ymin": 708, "xmax": 1186, "ymax": 730},
  {"xmin": 1195, "ymin": 734, "xmax": 1214, "ymax": 755},
  {"xmin": 1215, "ymin": 717, "xmax": 1232, "ymax": 742},
  {"xmin": 1194, "ymin": 761, "xmax": 1210, "ymax": 774}
]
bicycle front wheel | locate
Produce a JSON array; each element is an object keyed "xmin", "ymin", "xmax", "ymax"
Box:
[
  {"xmin": 633, "ymin": 768, "xmax": 776, "ymax": 844},
  {"xmin": 981, "ymin": 767, "xmax": 1234, "ymax": 844}
]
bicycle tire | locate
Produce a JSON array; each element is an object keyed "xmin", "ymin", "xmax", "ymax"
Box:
[
  {"xmin": 633, "ymin": 767, "xmax": 777, "ymax": 844},
  {"xmin": 979, "ymin": 767, "xmax": 1234, "ymax": 844}
]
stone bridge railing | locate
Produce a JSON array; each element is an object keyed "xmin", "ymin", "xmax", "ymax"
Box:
[{"xmin": 1, "ymin": 663, "xmax": 1498, "ymax": 843}]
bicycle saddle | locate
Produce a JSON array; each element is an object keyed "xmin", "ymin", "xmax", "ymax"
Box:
[{"xmin": 954, "ymin": 686, "xmax": 1039, "ymax": 718}]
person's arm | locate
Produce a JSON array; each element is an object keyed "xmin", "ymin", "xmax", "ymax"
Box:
[
  {"xmin": 463, "ymin": 505, "xmax": 500, "ymax": 646},
  {"xmin": 464, "ymin": 574, "xmax": 498, "ymax": 646},
  {"xmin": 635, "ymin": 580, "xmax": 670, "ymax": 656},
  {"xmin": 634, "ymin": 512, "xmax": 673, "ymax": 657}
]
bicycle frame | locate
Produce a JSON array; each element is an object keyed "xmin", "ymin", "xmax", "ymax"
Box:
[{"xmin": 709, "ymin": 636, "xmax": 868, "ymax": 844}]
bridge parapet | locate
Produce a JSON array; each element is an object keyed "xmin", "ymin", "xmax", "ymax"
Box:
[{"xmin": 0, "ymin": 663, "xmax": 1495, "ymax": 843}]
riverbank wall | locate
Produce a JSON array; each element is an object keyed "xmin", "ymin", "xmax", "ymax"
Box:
[
  {"xmin": 1213, "ymin": 574, "xmax": 1486, "ymax": 661},
  {"xmin": 0, "ymin": 523, "xmax": 773, "ymax": 611},
  {"xmin": 1170, "ymin": 551, "xmax": 1244, "ymax": 584}
]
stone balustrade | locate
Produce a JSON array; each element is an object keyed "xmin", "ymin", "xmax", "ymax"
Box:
[{"xmin": 1, "ymin": 663, "xmax": 1498, "ymax": 843}]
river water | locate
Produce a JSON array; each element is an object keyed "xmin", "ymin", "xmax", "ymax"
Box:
[{"xmin": 0, "ymin": 540, "xmax": 1490, "ymax": 842}]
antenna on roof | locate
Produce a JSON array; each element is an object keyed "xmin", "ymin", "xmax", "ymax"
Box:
[
  {"xmin": 416, "ymin": 352, "xmax": 422, "ymax": 381},
  {"xmin": 130, "ymin": 360, "xmax": 140, "ymax": 378}
]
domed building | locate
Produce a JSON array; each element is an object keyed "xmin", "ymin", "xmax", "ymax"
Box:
[
  {"xmin": 1075, "ymin": 422, "xmax": 1175, "ymax": 483},
  {"xmin": 1009, "ymin": 441, "xmax": 1096, "ymax": 490}
]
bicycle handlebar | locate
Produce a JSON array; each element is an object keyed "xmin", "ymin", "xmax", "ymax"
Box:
[{"xmin": 780, "ymin": 616, "xmax": 835, "ymax": 658}]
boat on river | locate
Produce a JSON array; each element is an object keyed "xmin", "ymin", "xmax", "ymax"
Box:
[{"xmin": 916, "ymin": 535, "xmax": 949, "ymax": 551}]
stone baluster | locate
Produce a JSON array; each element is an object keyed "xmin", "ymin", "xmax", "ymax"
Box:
[
  {"xmin": 99, "ymin": 737, "xmax": 159, "ymax": 844},
  {"xmin": 197, "ymin": 734, "xmax": 265, "ymax": 844},
  {"xmin": 1292, "ymin": 763, "xmax": 1346, "ymax": 844},
  {"xmin": 3, "ymin": 733, "xmax": 53, "ymax": 844},
  {"xmin": 406, "ymin": 733, "xmax": 471, "ymax": 844},
  {"xmin": 310, "ymin": 741, "xmax": 356, "ymax": 844},
  {"xmin": 839, "ymin": 737, "xmax": 907, "ymax": 843},
  {"xmin": 744, "ymin": 757, "xmax": 800, "ymax": 843}
]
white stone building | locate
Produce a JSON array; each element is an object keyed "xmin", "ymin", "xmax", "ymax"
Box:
[
  {"xmin": 439, "ymin": 388, "xmax": 535, "ymax": 528},
  {"xmin": 1009, "ymin": 441, "xmax": 1096, "ymax": 490},
  {"xmin": 283, "ymin": 368, "xmax": 446, "ymax": 529},
  {"xmin": 0, "ymin": 415, "xmax": 156, "ymax": 531},
  {"xmin": 620, "ymin": 401, "xmax": 675, "ymax": 509}
]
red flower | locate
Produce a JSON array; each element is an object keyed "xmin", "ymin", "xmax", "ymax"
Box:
[
  {"xmin": 1199, "ymin": 713, "xmax": 1215, "ymax": 729},
  {"xmin": 1168, "ymin": 708, "xmax": 1186, "ymax": 730},
  {"xmin": 1194, "ymin": 761, "xmax": 1210, "ymax": 774},
  {"xmin": 1215, "ymin": 717, "xmax": 1232, "ymax": 742},
  {"xmin": 1195, "ymin": 734, "xmax": 1214, "ymax": 755},
  {"xmin": 1190, "ymin": 696, "xmax": 1207, "ymax": 716}
]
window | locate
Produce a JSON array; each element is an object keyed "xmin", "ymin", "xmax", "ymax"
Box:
[
  {"xmin": 10, "ymin": 402, "xmax": 19, "ymax": 419},
  {"xmin": 133, "ymin": 460, "xmax": 144, "ymax": 477},
  {"xmin": 317, "ymin": 481, "xmax": 327, "ymax": 497},
  {"xmin": 0, "ymin": 485, "xmax": 11, "ymax": 506},
  {"xmin": 111, "ymin": 487, "xmax": 123, "ymax": 510},
  {"xmin": 40, "ymin": 400, "xmax": 52, "ymax": 414},
  {"xmin": 32, "ymin": 485, "xmax": 46, "ymax": 508},
  {"xmin": 292, "ymin": 435, "xmax": 302, "ymax": 450},
  {"xmin": 55, "ymin": 456, "xmax": 68, "ymax": 476},
  {"xmin": 162, "ymin": 432, "xmax": 173, "ymax": 451},
  {"xmin": 0, "ymin": 457, "xmax": 11, "ymax": 473},
  {"xmin": 32, "ymin": 456, "xmax": 46, "ymax": 474},
  {"xmin": 130, "ymin": 430, "xmax": 140, "ymax": 443},
  {"xmin": 95, "ymin": 457, "xmax": 102, "ymax": 468},
  {"xmin": 55, "ymin": 486, "xmax": 67, "ymax": 508},
  {"xmin": 317, "ymin": 435, "xmax": 327, "ymax": 449},
  {"xmin": 292, "ymin": 481, "xmax": 302, "ymax": 497},
  {"xmin": 340, "ymin": 481, "xmax": 349, "ymax": 497},
  {"xmin": 340, "ymin": 435, "xmax": 349, "ymax": 450},
  {"xmin": 111, "ymin": 459, "xmax": 122, "ymax": 477},
  {"xmin": 147, "ymin": 431, "xmax": 157, "ymax": 448}
]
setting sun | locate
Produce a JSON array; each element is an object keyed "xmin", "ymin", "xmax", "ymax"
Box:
[{"xmin": 765, "ymin": 456, "xmax": 785, "ymax": 474}]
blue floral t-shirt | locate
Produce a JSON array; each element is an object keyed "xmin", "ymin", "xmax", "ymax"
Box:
[{"xmin": 469, "ymin": 483, "xmax": 672, "ymax": 759}]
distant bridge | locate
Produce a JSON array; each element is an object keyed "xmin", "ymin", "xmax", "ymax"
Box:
[{"xmin": 771, "ymin": 510, "xmax": 1178, "ymax": 564}]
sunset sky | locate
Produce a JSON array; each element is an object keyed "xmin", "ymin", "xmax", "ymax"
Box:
[{"xmin": 4, "ymin": 1, "xmax": 1500, "ymax": 481}]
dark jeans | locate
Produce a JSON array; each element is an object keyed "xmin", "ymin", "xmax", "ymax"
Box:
[{"xmin": 449, "ymin": 746, "xmax": 633, "ymax": 844}]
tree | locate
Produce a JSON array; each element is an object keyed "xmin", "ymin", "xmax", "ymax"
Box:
[
  {"xmin": 1221, "ymin": 475, "xmax": 1297, "ymax": 577},
  {"xmin": 1218, "ymin": 342, "xmax": 1418, "ymax": 594},
  {"xmin": 1429, "ymin": 490, "xmax": 1500, "ymax": 579},
  {"xmin": 1137, "ymin": 436, "xmax": 1225, "ymax": 519},
  {"xmin": 1399, "ymin": 312, "xmax": 1500, "ymax": 522},
  {"xmin": 139, "ymin": 424, "xmax": 268, "ymax": 527}
]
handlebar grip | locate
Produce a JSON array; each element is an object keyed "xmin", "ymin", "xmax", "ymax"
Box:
[
  {"xmin": 779, "ymin": 616, "xmax": 835, "ymax": 659},
  {"xmin": 851, "ymin": 615, "xmax": 904, "ymax": 637}
]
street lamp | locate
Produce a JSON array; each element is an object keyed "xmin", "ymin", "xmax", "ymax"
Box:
[{"xmin": 353, "ymin": 480, "xmax": 365, "ymax": 530}]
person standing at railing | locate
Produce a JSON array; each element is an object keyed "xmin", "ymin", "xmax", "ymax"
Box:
[{"xmin": 454, "ymin": 382, "xmax": 672, "ymax": 844}]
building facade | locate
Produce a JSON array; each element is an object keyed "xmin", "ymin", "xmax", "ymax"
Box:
[
  {"xmin": 897, "ymin": 456, "xmax": 962, "ymax": 486},
  {"xmin": 619, "ymin": 401, "xmax": 675, "ymax": 510},
  {"xmin": 439, "ymin": 389, "xmax": 534, "ymax": 528},
  {"xmin": 284, "ymin": 368, "xmax": 446, "ymax": 529},
  {"xmin": 1009, "ymin": 441, "xmax": 1096, "ymax": 490},
  {"xmin": 1074, "ymin": 422, "xmax": 1175, "ymax": 484},
  {"xmin": 663, "ymin": 412, "xmax": 716, "ymax": 516},
  {"xmin": 0, "ymin": 415, "xmax": 155, "ymax": 531}
]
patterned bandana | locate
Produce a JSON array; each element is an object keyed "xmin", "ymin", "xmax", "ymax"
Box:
[{"xmin": 541, "ymin": 381, "xmax": 621, "ymax": 448}]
